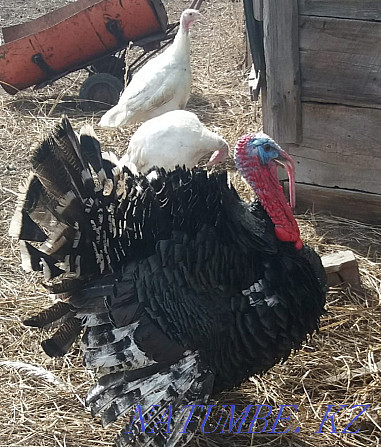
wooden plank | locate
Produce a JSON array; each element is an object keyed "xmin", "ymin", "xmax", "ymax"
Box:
[
  {"xmin": 262, "ymin": 0, "xmax": 302, "ymax": 143},
  {"xmin": 321, "ymin": 251, "xmax": 360, "ymax": 287},
  {"xmin": 299, "ymin": 0, "xmax": 381, "ymax": 21},
  {"xmin": 322, "ymin": 251, "xmax": 357, "ymax": 275},
  {"xmin": 284, "ymin": 102, "xmax": 381, "ymax": 194},
  {"xmin": 253, "ymin": 0, "xmax": 263, "ymax": 21},
  {"xmin": 300, "ymin": 103, "xmax": 381, "ymax": 159},
  {"xmin": 300, "ymin": 16, "xmax": 381, "ymax": 108},
  {"xmin": 284, "ymin": 183, "xmax": 381, "ymax": 224}
]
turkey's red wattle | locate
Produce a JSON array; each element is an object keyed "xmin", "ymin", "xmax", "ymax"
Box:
[{"xmin": 235, "ymin": 135, "xmax": 303, "ymax": 250}]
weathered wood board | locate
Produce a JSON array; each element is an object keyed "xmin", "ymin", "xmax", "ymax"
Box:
[
  {"xmin": 321, "ymin": 250, "xmax": 361, "ymax": 288},
  {"xmin": 299, "ymin": 0, "xmax": 381, "ymax": 21},
  {"xmin": 283, "ymin": 102, "xmax": 381, "ymax": 194},
  {"xmin": 253, "ymin": 0, "xmax": 263, "ymax": 21},
  {"xmin": 284, "ymin": 183, "xmax": 381, "ymax": 224},
  {"xmin": 299, "ymin": 16, "xmax": 381, "ymax": 108},
  {"xmin": 252, "ymin": 0, "xmax": 381, "ymax": 223},
  {"xmin": 262, "ymin": 0, "xmax": 301, "ymax": 143}
]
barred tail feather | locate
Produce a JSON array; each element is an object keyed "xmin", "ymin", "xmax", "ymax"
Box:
[
  {"xmin": 9, "ymin": 173, "xmax": 47, "ymax": 241},
  {"xmin": 10, "ymin": 117, "xmax": 131, "ymax": 361},
  {"xmin": 79, "ymin": 124, "xmax": 108, "ymax": 185},
  {"xmin": 83, "ymin": 322, "xmax": 157, "ymax": 370},
  {"xmin": 14, "ymin": 210, "xmax": 47, "ymax": 242},
  {"xmin": 85, "ymin": 353, "xmax": 214, "ymax": 447},
  {"xmin": 117, "ymin": 354, "xmax": 214, "ymax": 447},
  {"xmin": 40, "ymin": 224, "xmax": 76, "ymax": 258},
  {"xmin": 32, "ymin": 137, "xmax": 81, "ymax": 201},
  {"xmin": 41, "ymin": 316, "xmax": 82, "ymax": 357},
  {"xmin": 23, "ymin": 301, "xmax": 71, "ymax": 329},
  {"xmin": 53, "ymin": 116, "xmax": 87, "ymax": 174},
  {"xmin": 19, "ymin": 241, "xmax": 64, "ymax": 277}
]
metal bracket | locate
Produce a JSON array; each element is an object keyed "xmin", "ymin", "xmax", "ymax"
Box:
[
  {"xmin": 31, "ymin": 53, "xmax": 56, "ymax": 77},
  {"xmin": 249, "ymin": 67, "xmax": 265, "ymax": 101},
  {"xmin": 105, "ymin": 18, "xmax": 125, "ymax": 45}
]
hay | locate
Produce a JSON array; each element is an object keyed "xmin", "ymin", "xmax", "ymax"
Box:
[{"xmin": 0, "ymin": 0, "xmax": 380, "ymax": 446}]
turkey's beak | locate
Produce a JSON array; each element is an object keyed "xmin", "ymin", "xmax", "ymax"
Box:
[
  {"xmin": 193, "ymin": 11, "xmax": 203, "ymax": 25},
  {"xmin": 206, "ymin": 144, "xmax": 229, "ymax": 166},
  {"xmin": 274, "ymin": 150, "xmax": 296, "ymax": 210}
]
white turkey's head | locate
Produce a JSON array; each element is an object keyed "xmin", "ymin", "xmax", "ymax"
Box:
[{"xmin": 180, "ymin": 9, "xmax": 201, "ymax": 32}]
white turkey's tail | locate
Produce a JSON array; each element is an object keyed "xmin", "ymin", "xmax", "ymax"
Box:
[{"xmin": 99, "ymin": 102, "xmax": 131, "ymax": 128}]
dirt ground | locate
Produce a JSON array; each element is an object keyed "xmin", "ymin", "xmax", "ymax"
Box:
[
  {"xmin": 0, "ymin": 1, "xmax": 380, "ymax": 447},
  {"xmin": 0, "ymin": 0, "xmax": 77, "ymax": 36}
]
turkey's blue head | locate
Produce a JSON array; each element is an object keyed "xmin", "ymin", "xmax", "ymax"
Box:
[{"xmin": 234, "ymin": 132, "xmax": 302, "ymax": 250}]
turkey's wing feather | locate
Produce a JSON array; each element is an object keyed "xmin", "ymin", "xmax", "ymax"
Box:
[
  {"xmin": 118, "ymin": 228, "xmax": 253, "ymax": 351},
  {"xmin": 100, "ymin": 58, "xmax": 190, "ymax": 127},
  {"xmin": 121, "ymin": 52, "xmax": 189, "ymax": 108}
]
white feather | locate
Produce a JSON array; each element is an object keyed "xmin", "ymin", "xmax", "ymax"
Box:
[
  {"xmin": 83, "ymin": 322, "xmax": 156, "ymax": 369},
  {"xmin": 119, "ymin": 110, "xmax": 229, "ymax": 172},
  {"xmin": 0, "ymin": 360, "xmax": 65, "ymax": 388},
  {"xmin": 19, "ymin": 240, "xmax": 34, "ymax": 272},
  {"xmin": 9, "ymin": 172, "xmax": 36, "ymax": 238}
]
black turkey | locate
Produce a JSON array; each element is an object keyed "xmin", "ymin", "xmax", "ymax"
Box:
[{"xmin": 9, "ymin": 117, "xmax": 326, "ymax": 446}]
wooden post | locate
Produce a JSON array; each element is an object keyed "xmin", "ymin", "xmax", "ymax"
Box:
[{"xmin": 262, "ymin": 0, "xmax": 302, "ymax": 144}]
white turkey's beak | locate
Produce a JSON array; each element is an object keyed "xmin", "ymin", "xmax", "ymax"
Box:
[
  {"xmin": 206, "ymin": 146, "xmax": 229, "ymax": 166},
  {"xmin": 192, "ymin": 11, "xmax": 202, "ymax": 24}
]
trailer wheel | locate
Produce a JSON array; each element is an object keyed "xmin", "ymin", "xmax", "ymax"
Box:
[
  {"xmin": 79, "ymin": 73, "xmax": 123, "ymax": 111},
  {"xmin": 91, "ymin": 55, "xmax": 125, "ymax": 80}
]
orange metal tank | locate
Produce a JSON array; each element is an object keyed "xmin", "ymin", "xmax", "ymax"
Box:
[{"xmin": 0, "ymin": 0, "xmax": 167, "ymax": 94}]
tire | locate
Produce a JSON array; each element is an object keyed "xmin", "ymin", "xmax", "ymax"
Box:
[
  {"xmin": 91, "ymin": 55, "xmax": 125, "ymax": 80},
  {"xmin": 79, "ymin": 73, "xmax": 124, "ymax": 112}
]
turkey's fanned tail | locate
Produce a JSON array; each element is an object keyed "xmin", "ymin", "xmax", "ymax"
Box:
[
  {"xmin": 9, "ymin": 116, "xmax": 132, "ymax": 356},
  {"xmin": 10, "ymin": 116, "xmax": 127, "ymax": 281}
]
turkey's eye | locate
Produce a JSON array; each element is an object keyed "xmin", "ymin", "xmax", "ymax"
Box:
[{"xmin": 263, "ymin": 144, "xmax": 272, "ymax": 152}]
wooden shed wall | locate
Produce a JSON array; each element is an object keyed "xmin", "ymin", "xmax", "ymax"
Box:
[{"xmin": 251, "ymin": 0, "xmax": 381, "ymax": 223}]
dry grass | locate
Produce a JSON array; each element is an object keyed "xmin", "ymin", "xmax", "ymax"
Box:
[{"xmin": 0, "ymin": 0, "xmax": 380, "ymax": 446}]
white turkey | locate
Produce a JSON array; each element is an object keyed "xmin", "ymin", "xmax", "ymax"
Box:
[
  {"xmin": 119, "ymin": 110, "xmax": 229, "ymax": 172},
  {"xmin": 10, "ymin": 118, "xmax": 326, "ymax": 447},
  {"xmin": 98, "ymin": 9, "xmax": 200, "ymax": 128}
]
